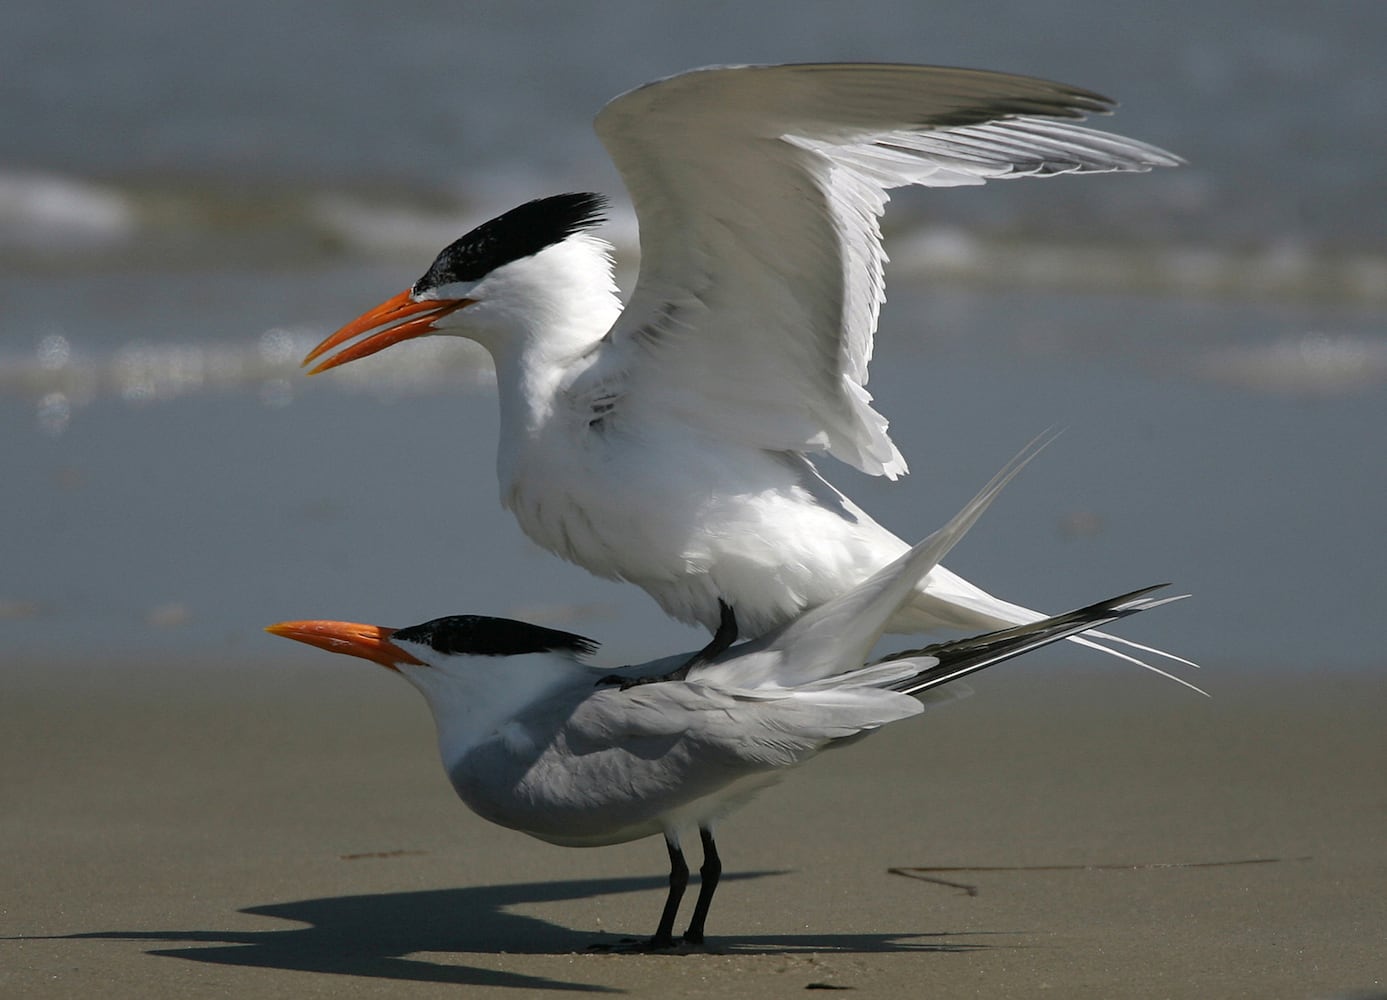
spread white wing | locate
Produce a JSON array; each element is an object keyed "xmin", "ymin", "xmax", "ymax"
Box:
[{"xmin": 593, "ymin": 63, "xmax": 1179, "ymax": 477}]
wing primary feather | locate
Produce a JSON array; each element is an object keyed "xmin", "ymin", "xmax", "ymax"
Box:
[{"xmin": 594, "ymin": 64, "xmax": 1179, "ymax": 476}]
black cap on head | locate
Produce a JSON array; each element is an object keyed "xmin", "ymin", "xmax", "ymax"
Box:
[
  {"xmin": 393, "ymin": 614, "xmax": 600, "ymax": 658},
  {"xmin": 413, "ymin": 193, "xmax": 607, "ymax": 294}
]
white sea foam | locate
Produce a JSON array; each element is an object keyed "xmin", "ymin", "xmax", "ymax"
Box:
[
  {"xmin": 0, "ymin": 326, "xmax": 495, "ymax": 435},
  {"xmin": 892, "ymin": 231, "xmax": 1387, "ymax": 304},
  {"xmin": 309, "ymin": 194, "xmax": 482, "ymax": 257},
  {"xmin": 0, "ymin": 171, "xmax": 137, "ymax": 251},
  {"xmin": 2, "ymin": 164, "xmax": 1383, "ymax": 308},
  {"xmin": 1196, "ymin": 332, "xmax": 1387, "ymax": 396}
]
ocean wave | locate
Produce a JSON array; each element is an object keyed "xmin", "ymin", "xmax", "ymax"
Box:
[
  {"xmin": 1194, "ymin": 332, "xmax": 1387, "ymax": 396},
  {"xmin": 891, "ymin": 228, "xmax": 1387, "ymax": 305},
  {"xmin": 1, "ymin": 328, "xmax": 494, "ymax": 436},
  {"xmin": 307, "ymin": 194, "xmax": 488, "ymax": 258},
  {"xmin": 4, "ymin": 174, "xmax": 1387, "ymax": 436},
  {"xmin": 4, "ymin": 173, "xmax": 1384, "ymax": 308},
  {"xmin": 7, "ymin": 317, "xmax": 1385, "ymax": 442},
  {"xmin": 0, "ymin": 171, "xmax": 138, "ymax": 252}
]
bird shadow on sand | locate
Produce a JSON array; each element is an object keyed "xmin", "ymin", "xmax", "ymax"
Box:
[{"xmin": 30, "ymin": 871, "xmax": 994, "ymax": 992}]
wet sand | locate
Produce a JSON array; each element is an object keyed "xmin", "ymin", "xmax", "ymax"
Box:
[{"xmin": 4, "ymin": 655, "xmax": 1383, "ymax": 998}]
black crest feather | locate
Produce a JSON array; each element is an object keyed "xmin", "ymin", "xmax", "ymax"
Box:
[
  {"xmin": 414, "ymin": 192, "xmax": 607, "ymax": 293},
  {"xmin": 393, "ymin": 614, "xmax": 600, "ymax": 658}
]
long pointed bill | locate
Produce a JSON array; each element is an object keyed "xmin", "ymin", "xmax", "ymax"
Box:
[
  {"xmin": 265, "ymin": 619, "xmax": 426, "ymax": 671},
  {"xmin": 302, "ymin": 289, "xmax": 472, "ymax": 375}
]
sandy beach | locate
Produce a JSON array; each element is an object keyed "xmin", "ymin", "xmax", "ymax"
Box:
[{"xmin": 5, "ymin": 654, "xmax": 1383, "ymax": 998}]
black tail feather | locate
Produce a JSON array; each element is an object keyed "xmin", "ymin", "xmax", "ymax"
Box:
[{"xmin": 879, "ymin": 584, "xmax": 1178, "ymax": 698}]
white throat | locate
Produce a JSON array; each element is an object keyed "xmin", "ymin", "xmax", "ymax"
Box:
[
  {"xmin": 457, "ymin": 236, "xmax": 623, "ymax": 501},
  {"xmin": 398, "ymin": 652, "xmax": 586, "ymax": 769},
  {"xmin": 461, "ymin": 235, "xmax": 622, "ymax": 370}
]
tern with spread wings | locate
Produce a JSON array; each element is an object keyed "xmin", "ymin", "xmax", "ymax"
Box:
[{"xmin": 303, "ymin": 63, "xmax": 1185, "ymax": 673}]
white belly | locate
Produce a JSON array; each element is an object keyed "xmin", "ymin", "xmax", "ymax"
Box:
[{"xmin": 504, "ymin": 432, "xmax": 906, "ymax": 636}]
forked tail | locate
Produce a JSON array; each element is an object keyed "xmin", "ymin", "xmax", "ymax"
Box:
[{"xmin": 878, "ymin": 585, "xmax": 1200, "ymax": 697}]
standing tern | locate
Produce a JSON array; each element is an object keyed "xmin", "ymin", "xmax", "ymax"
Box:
[
  {"xmin": 267, "ymin": 447, "xmax": 1187, "ymax": 948},
  {"xmin": 302, "ymin": 63, "xmax": 1186, "ymax": 667}
]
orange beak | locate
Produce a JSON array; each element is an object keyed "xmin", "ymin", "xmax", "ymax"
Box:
[
  {"xmin": 302, "ymin": 289, "xmax": 473, "ymax": 374},
  {"xmin": 265, "ymin": 619, "xmax": 427, "ymax": 671}
]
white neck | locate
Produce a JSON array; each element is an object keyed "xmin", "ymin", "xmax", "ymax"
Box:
[
  {"xmin": 458, "ymin": 236, "xmax": 622, "ymax": 493},
  {"xmin": 399, "ymin": 652, "xmax": 586, "ymax": 768},
  {"xmin": 463, "ymin": 235, "xmax": 622, "ymax": 372}
]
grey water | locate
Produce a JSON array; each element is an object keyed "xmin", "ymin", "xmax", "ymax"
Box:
[{"xmin": 3, "ymin": 2, "xmax": 1384, "ymax": 675}]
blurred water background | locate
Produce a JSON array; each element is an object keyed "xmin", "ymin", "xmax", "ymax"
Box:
[{"xmin": 3, "ymin": 1, "xmax": 1384, "ymax": 677}]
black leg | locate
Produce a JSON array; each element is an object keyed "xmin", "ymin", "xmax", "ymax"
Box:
[
  {"xmin": 649, "ymin": 834, "xmax": 689, "ymax": 949},
  {"xmin": 682, "ymin": 826, "xmax": 722, "ymax": 944},
  {"xmin": 599, "ymin": 601, "xmax": 738, "ymax": 689},
  {"xmin": 674, "ymin": 601, "xmax": 738, "ymax": 677}
]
